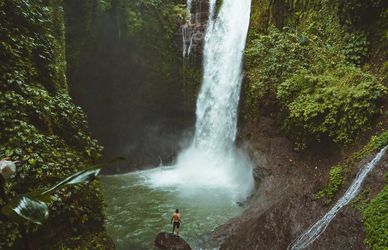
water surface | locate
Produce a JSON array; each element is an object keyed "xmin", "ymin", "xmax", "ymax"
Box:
[{"xmin": 102, "ymin": 169, "xmax": 242, "ymax": 250}]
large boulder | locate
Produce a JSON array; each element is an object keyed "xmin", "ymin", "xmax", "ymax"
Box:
[{"xmin": 154, "ymin": 232, "xmax": 191, "ymax": 250}]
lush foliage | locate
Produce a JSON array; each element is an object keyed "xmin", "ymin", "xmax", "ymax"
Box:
[
  {"xmin": 351, "ymin": 131, "xmax": 388, "ymax": 164},
  {"xmin": 316, "ymin": 131, "xmax": 387, "ymax": 209},
  {"xmin": 361, "ymin": 184, "xmax": 388, "ymax": 249},
  {"xmin": 2, "ymin": 167, "xmax": 101, "ymax": 226},
  {"xmin": 0, "ymin": 0, "xmax": 110, "ymax": 248},
  {"xmin": 277, "ymin": 66, "xmax": 386, "ymax": 146},
  {"xmin": 316, "ymin": 165, "xmax": 344, "ymax": 203},
  {"xmin": 244, "ymin": 0, "xmax": 387, "ymax": 149}
]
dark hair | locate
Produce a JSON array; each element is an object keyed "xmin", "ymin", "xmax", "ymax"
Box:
[{"xmin": 175, "ymin": 208, "xmax": 179, "ymax": 213}]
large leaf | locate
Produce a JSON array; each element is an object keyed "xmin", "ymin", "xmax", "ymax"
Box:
[
  {"xmin": 1, "ymin": 157, "xmax": 125, "ymax": 225},
  {"xmin": 42, "ymin": 157, "xmax": 125, "ymax": 195},
  {"xmin": 1, "ymin": 194, "xmax": 49, "ymax": 225},
  {"xmin": 41, "ymin": 168, "xmax": 101, "ymax": 195},
  {"xmin": 1, "ymin": 168, "xmax": 100, "ymax": 225}
]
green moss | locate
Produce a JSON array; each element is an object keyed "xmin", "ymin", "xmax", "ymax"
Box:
[
  {"xmin": 0, "ymin": 0, "xmax": 110, "ymax": 248},
  {"xmin": 244, "ymin": 0, "xmax": 387, "ymax": 149},
  {"xmin": 361, "ymin": 184, "xmax": 388, "ymax": 249},
  {"xmin": 316, "ymin": 165, "xmax": 344, "ymax": 203}
]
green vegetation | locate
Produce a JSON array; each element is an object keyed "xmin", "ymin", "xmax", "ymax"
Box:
[
  {"xmin": 361, "ymin": 184, "xmax": 388, "ymax": 249},
  {"xmin": 316, "ymin": 131, "xmax": 388, "ymax": 204},
  {"xmin": 64, "ymin": 0, "xmax": 195, "ymax": 110},
  {"xmin": 0, "ymin": 0, "xmax": 110, "ymax": 248},
  {"xmin": 0, "ymin": 0, "xmax": 386, "ymax": 248},
  {"xmin": 352, "ymin": 132, "xmax": 388, "ymax": 250},
  {"xmin": 2, "ymin": 167, "xmax": 101, "ymax": 226},
  {"xmin": 277, "ymin": 65, "xmax": 385, "ymax": 146},
  {"xmin": 316, "ymin": 165, "xmax": 344, "ymax": 203},
  {"xmin": 244, "ymin": 0, "xmax": 387, "ymax": 149},
  {"xmin": 351, "ymin": 131, "xmax": 388, "ymax": 163}
]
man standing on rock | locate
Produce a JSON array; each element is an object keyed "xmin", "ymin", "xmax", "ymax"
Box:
[{"xmin": 171, "ymin": 208, "xmax": 181, "ymax": 236}]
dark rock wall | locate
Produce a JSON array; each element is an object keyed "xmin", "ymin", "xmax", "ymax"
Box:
[{"xmin": 64, "ymin": 0, "xmax": 205, "ymax": 171}]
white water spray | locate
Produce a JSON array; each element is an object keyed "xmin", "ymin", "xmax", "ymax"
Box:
[
  {"xmin": 146, "ymin": 0, "xmax": 254, "ymax": 200},
  {"xmin": 288, "ymin": 146, "xmax": 388, "ymax": 250}
]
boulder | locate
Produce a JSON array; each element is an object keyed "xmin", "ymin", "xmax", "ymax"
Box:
[{"xmin": 154, "ymin": 232, "xmax": 191, "ymax": 250}]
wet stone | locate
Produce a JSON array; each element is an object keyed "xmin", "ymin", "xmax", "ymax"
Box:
[{"xmin": 154, "ymin": 232, "xmax": 192, "ymax": 250}]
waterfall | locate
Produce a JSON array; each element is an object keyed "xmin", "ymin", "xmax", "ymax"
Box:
[
  {"xmin": 182, "ymin": 0, "xmax": 194, "ymax": 57},
  {"xmin": 193, "ymin": 0, "xmax": 249, "ymax": 150},
  {"xmin": 177, "ymin": 0, "xmax": 254, "ymax": 198},
  {"xmin": 147, "ymin": 0, "xmax": 254, "ymax": 200},
  {"xmin": 288, "ymin": 146, "xmax": 388, "ymax": 250}
]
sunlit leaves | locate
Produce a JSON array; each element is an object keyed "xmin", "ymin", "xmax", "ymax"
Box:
[
  {"xmin": 244, "ymin": 22, "xmax": 385, "ymax": 148},
  {"xmin": 361, "ymin": 184, "xmax": 388, "ymax": 249},
  {"xmin": 277, "ymin": 66, "xmax": 386, "ymax": 146}
]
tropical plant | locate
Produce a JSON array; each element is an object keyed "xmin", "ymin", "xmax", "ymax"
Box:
[
  {"xmin": 1, "ymin": 157, "xmax": 124, "ymax": 226},
  {"xmin": 1, "ymin": 167, "xmax": 100, "ymax": 225}
]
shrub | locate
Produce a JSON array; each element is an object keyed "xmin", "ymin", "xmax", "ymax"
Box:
[
  {"xmin": 244, "ymin": 1, "xmax": 386, "ymax": 149},
  {"xmin": 316, "ymin": 165, "xmax": 344, "ymax": 203},
  {"xmin": 0, "ymin": 0, "xmax": 108, "ymax": 248},
  {"xmin": 362, "ymin": 184, "xmax": 388, "ymax": 249},
  {"xmin": 277, "ymin": 65, "xmax": 386, "ymax": 147}
]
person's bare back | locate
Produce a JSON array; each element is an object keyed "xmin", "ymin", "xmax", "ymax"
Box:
[{"xmin": 171, "ymin": 209, "xmax": 181, "ymax": 235}]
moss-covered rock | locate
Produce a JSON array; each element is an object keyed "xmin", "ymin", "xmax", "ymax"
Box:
[
  {"xmin": 243, "ymin": 0, "xmax": 387, "ymax": 149},
  {"xmin": 63, "ymin": 0, "xmax": 201, "ymax": 169},
  {"xmin": 316, "ymin": 165, "xmax": 344, "ymax": 203},
  {"xmin": 0, "ymin": 0, "xmax": 111, "ymax": 248}
]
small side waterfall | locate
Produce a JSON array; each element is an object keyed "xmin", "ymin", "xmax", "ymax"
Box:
[
  {"xmin": 182, "ymin": 0, "xmax": 194, "ymax": 57},
  {"xmin": 288, "ymin": 145, "xmax": 388, "ymax": 250}
]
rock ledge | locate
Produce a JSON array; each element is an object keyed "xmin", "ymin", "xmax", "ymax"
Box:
[{"xmin": 154, "ymin": 232, "xmax": 191, "ymax": 250}]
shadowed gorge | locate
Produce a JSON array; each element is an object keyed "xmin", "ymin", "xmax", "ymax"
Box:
[
  {"xmin": 64, "ymin": 0, "xmax": 201, "ymax": 171},
  {"xmin": 1, "ymin": 0, "xmax": 387, "ymax": 249}
]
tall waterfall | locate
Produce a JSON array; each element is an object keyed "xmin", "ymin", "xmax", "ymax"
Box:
[
  {"xmin": 288, "ymin": 146, "xmax": 388, "ymax": 250},
  {"xmin": 194, "ymin": 0, "xmax": 249, "ymax": 150},
  {"xmin": 147, "ymin": 0, "xmax": 254, "ymax": 200}
]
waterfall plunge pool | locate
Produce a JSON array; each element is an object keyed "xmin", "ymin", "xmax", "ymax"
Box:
[
  {"xmin": 102, "ymin": 167, "xmax": 244, "ymax": 250},
  {"xmin": 102, "ymin": 0, "xmax": 254, "ymax": 247}
]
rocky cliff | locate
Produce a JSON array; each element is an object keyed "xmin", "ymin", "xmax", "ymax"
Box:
[
  {"xmin": 211, "ymin": 0, "xmax": 388, "ymax": 249},
  {"xmin": 64, "ymin": 0, "xmax": 204, "ymax": 171}
]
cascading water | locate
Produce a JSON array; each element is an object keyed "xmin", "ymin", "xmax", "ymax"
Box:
[
  {"xmin": 288, "ymin": 145, "xmax": 388, "ymax": 250},
  {"xmin": 147, "ymin": 0, "xmax": 254, "ymax": 200},
  {"xmin": 103, "ymin": 2, "xmax": 254, "ymax": 248},
  {"xmin": 182, "ymin": 0, "xmax": 194, "ymax": 57}
]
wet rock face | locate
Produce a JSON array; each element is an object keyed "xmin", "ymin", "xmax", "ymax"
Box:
[
  {"xmin": 210, "ymin": 116, "xmax": 381, "ymax": 249},
  {"xmin": 154, "ymin": 232, "xmax": 192, "ymax": 250},
  {"xmin": 182, "ymin": 0, "xmax": 209, "ymax": 64}
]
